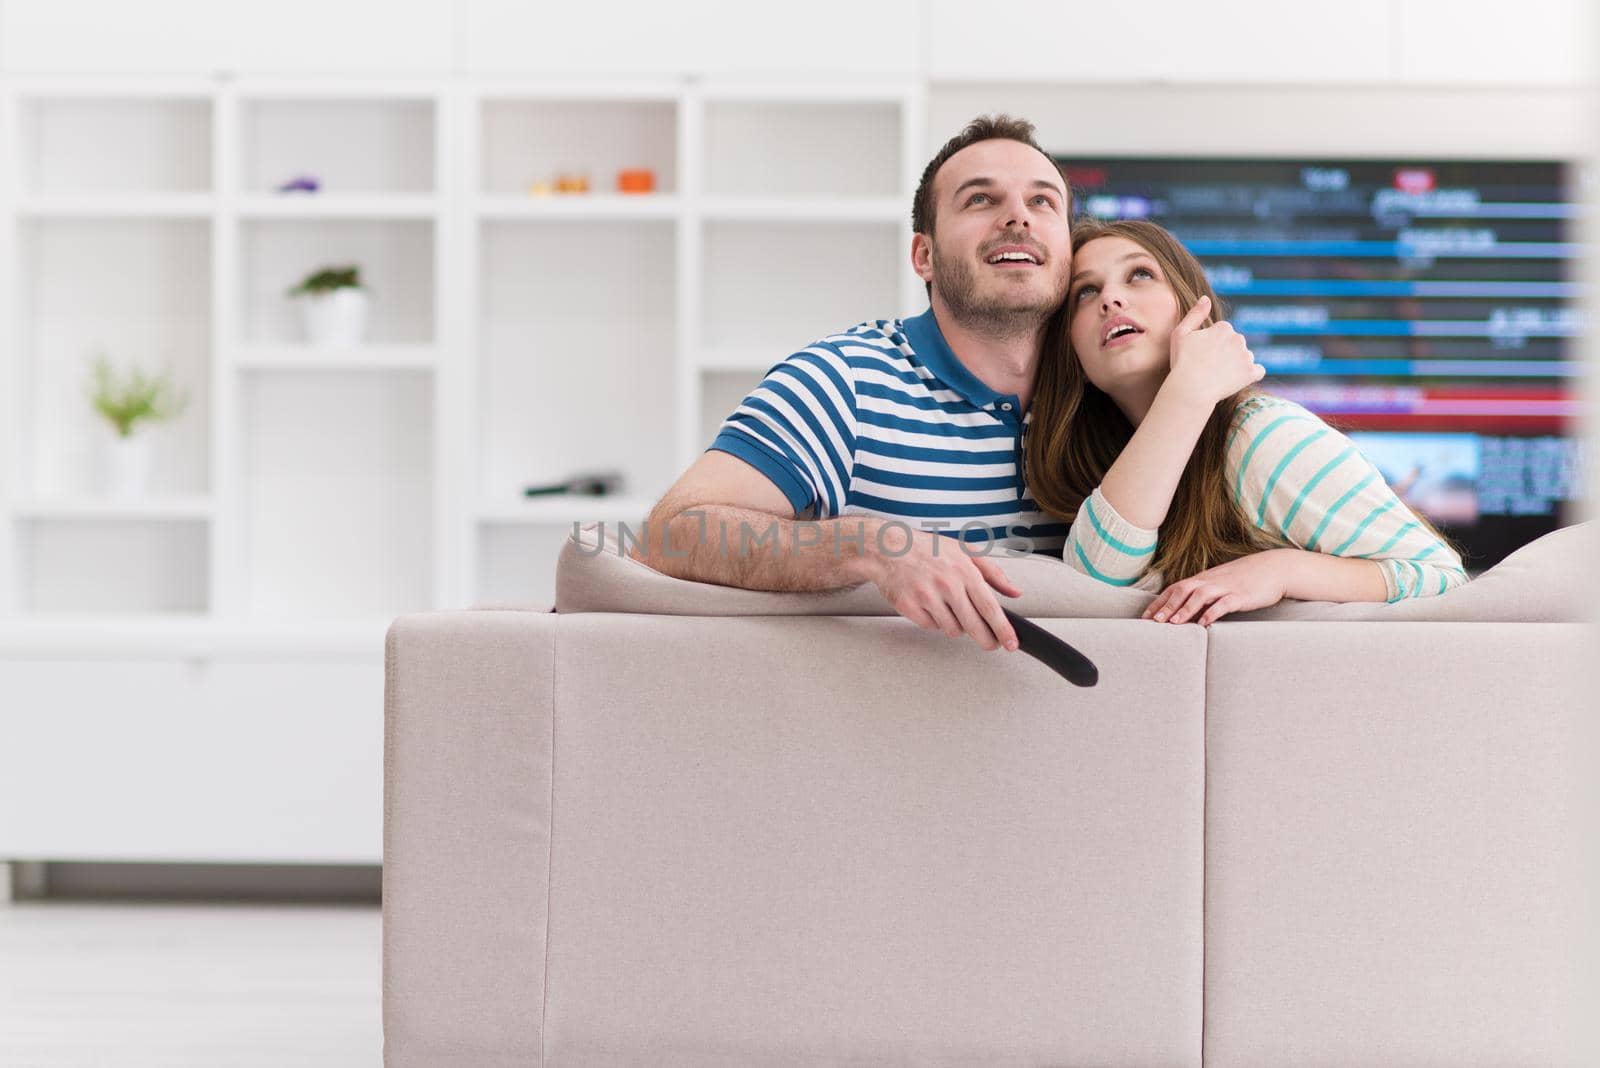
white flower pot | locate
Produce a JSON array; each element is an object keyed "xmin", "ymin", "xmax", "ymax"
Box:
[
  {"xmin": 301, "ymin": 288, "xmax": 369, "ymax": 346},
  {"xmin": 100, "ymin": 429, "xmax": 153, "ymax": 500}
]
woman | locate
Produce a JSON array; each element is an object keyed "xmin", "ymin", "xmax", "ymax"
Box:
[{"xmin": 1026, "ymin": 218, "xmax": 1469, "ymax": 626}]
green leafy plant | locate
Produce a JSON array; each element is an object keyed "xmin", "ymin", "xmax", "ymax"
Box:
[
  {"xmin": 287, "ymin": 265, "xmax": 365, "ymax": 298},
  {"xmin": 85, "ymin": 354, "xmax": 190, "ymax": 439}
]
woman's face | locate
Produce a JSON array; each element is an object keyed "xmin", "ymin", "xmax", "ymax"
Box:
[{"xmin": 1066, "ymin": 235, "xmax": 1184, "ymax": 396}]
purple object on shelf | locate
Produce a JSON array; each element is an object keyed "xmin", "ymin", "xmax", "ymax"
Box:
[{"xmin": 275, "ymin": 174, "xmax": 321, "ymax": 193}]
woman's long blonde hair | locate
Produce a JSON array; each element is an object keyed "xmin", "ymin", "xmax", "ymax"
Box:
[{"xmin": 1027, "ymin": 217, "xmax": 1457, "ymax": 582}]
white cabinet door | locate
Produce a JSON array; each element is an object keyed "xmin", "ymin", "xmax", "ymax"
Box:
[
  {"xmin": 1, "ymin": 0, "xmax": 455, "ymax": 75},
  {"xmin": 0, "ymin": 656, "xmax": 383, "ymax": 863},
  {"xmin": 928, "ymin": 0, "xmax": 1393, "ymax": 83},
  {"xmin": 1396, "ymin": 0, "xmax": 1590, "ymax": 86},
  {"xmin": 229, "ymin": 0, "xmax": 455, "ymax": 75},
  {"xmin": 0, "ymin": 0, "xmax": 228, "ymax": 74},
  {"xmin": 463, "ymin": 0, "xmax": 920, "ymax": 77}
]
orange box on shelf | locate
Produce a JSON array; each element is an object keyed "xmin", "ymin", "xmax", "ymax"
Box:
[{"xmin": 616, "ymin": 168, "xmax": 655, "ymax": 194}]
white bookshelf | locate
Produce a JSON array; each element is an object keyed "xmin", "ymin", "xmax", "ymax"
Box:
[
  {"xmin": 235, "ymin": 342, "xmax": 439, "ymax": 371},
  {"xmin": 474, "ymin": 193, "xmax": 682, "ymax": 220},
  {"xmin": 460, "ymin": 78, "xmax": 924, "ymax": 608},
  {"xmin": 0, "ymin": 73, "xmax": 923, "ymax": 865},
  {"xmin": 11, "ymin": 495, "xmax": 214, "ymax": 521},
  {"xmin": 16, "ymin": 194, "xmax": 215, "ymax": 217},
  {"xmin": 236, "ymin": 194, "xmax": 439, "ymax": 219},
  {"xmin": 0, "ymin": 74, "xmax": 926, "ymax": 630}
]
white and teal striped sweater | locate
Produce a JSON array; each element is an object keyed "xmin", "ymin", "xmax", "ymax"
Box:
[{"xmin": 1064, "ymin": 393, "xmax": 1470, "ymax": 602}]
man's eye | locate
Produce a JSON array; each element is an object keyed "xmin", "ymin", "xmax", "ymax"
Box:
[
  {"xmin": 1032, "ymin": 195, "xmax": 1052, "ymax": 206},
  {"xmin": 968, "ymin": 193, "xmax": 990, "ymax": 205}
]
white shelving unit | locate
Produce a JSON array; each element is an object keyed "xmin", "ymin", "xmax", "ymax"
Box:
[
  {"xmin": 0, "ymin": 74, "xmax": 929, "ymax": 628},
  {"xmin": 0, "ymin": 72, "xmax": 924, "ymax": 866},
  {"xmin": 461, "ymin": 78, "xmax": 924, "ymax": 608}
]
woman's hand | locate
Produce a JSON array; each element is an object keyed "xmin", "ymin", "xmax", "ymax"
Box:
[
  {"xmin": 1163, "ymin": 296, "xmax": 1265, "ymax": 408},
  {"xmin": 1142, "ymin": 550, "xmax": 1290, "ymax": 626}
]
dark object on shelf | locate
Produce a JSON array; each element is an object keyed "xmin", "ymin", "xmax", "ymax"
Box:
[
  {"xmin": 275, "ymin": 174, "xmax": 321, "ymax": 193},
  {"xmin": 1001, "ymin": 608, "xmax": 1099, "ymax": 687},
  {"xmin": 523, "ymin": 471, "xmax": 624, "ymax": 497}
]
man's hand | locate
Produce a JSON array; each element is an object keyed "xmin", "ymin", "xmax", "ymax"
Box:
[
  {"xmin": 1141, "ymin": 550, "xmax": 1289, "ymax": 627},
  {"xmin": 854, "ymin": 524, "xmax": 1023, "ymax": 652}
]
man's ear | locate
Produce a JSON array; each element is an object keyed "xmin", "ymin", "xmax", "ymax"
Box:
[{"xmin": 910, "ymin": 232, "xmax": 934, "ymax": 284}]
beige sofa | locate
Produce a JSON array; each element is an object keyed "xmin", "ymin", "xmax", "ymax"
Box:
[{"xmin": 383, "ymin": 521, "xmax": 1598, "ymax": 1067}]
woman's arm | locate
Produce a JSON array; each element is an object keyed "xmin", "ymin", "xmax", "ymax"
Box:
[
  {"xmin": 1143, "ymin": 545, "xmax": 1387, "ymax": 624},
  {"xmin": 1061, "ymin": 486, "xmax": 1160, "ymax": 586},
  {"xmin": 1266, "ymin": 547, "xmax": 1388, "ymax": 602},
  {"xmin": 1097, "ymin": 376, "xmax": 1215, "ymax": 529},
  {"xmin": 1067, "ymin": 299, "xmax": 1265, "ymax": 588},
  {"xmin": 1098, "ymin": 297, "xmax": 1263, "ymax": 529},
  {"xmin": 1062, "ymin": 377, "xmax": 1213, "ymax": 587},
  {"xmin": 1231, "ymin": 400, "xmax": 1469, "ymax": 601}
]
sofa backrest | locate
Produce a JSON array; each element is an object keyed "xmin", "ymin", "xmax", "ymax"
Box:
[{"xmin": 554, "ymin": 517, "xmax": 1596, "ymax": 624}]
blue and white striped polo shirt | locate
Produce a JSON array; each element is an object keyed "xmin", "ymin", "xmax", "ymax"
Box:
[{"xmin": 707, "ymin": 308, "xmax": 1069, "ymax": 556}]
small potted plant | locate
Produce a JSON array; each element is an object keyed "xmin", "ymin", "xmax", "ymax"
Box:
[
  {"xmin": 84, "ymin": 353, "xmax": 190, "ymax": 499},
  {"xmin": 287, "ymin": 264, "xmax": 369, "ymax": 346}
]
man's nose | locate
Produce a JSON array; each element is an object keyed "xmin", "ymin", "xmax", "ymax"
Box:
[{"xmin": 1001, "ymin": 193, "xmax": 1031, "ymax": 229}]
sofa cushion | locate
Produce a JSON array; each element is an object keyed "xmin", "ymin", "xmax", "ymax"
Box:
[{"xmin": 554, "ymin": 517, "xmax": 1595, "ymax": 624}]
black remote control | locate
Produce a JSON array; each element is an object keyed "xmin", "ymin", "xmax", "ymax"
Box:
[{"xmin": 1001, "ymin": 607, "xmax": 1099, "ymax": 687}]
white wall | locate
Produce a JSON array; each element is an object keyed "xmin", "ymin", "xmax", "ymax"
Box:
[
  {"xmin": 927, "ymin": 83, "xmax": 1589, "ymax": 159},
  {"xmin": 0, "ymin": 0, "xmax": 1591, "ymax": 89},
  {"xmin": 929, "ymin": 0, "xmax": 1591, "ymax": 87},
  {"xmin": 3, "ymin": 1, "xmax": 1591, "ymax": 166}
]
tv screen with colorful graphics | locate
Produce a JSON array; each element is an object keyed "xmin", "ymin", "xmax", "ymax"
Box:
[{"xmin": 1056, "ymin": 156, "xmax": 1589, "ymax": 571}]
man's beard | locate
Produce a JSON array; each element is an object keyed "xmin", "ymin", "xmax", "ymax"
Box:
[{"xmin": 932, "ymin": 238, "xmax": 1069, "ymax": 341}]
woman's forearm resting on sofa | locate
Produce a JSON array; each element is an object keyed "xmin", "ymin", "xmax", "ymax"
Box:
[{"xmin": 1270, "ymin": 548, "xmax": 1389, "ymax": 603}]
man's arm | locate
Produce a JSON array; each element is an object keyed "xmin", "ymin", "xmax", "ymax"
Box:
[
  {"xmin": 629, "ymin": 451, "xmax": 877, "ymax": 592},
  {"xmin": 629, "ymin": 450, "xmax": 1024, "ymax": 651}
]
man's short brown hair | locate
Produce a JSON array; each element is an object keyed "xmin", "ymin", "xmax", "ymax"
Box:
[{"xmin": 911, "ymin": 114, "xmax": 1071, "ymax": 236}]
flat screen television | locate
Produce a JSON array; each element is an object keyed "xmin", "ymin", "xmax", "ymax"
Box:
[{"xmin": 1055, "ymin": 156, "xmax": 1588, "ymax": 572}]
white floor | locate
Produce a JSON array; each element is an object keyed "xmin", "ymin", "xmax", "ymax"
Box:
[{"xmin": 0, "ymin": 901, "xmax": 381, "ymax": 1067}]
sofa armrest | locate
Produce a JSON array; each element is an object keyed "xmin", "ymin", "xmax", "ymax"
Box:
[{"xmin": 383, "ymin": 610, "xmax": 557, "ymax": 1067}]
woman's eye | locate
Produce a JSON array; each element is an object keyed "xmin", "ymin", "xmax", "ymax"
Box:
[
  {"xmin": 1131, "ymin": 266, "xmax": 1155, "ymax": 280},
  {"xmin": 1073, "ymin": 285, "xmax": 1098, "ymax": 302}
]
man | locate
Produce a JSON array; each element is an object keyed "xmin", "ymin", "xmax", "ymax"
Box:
[{"xmin": 630, "ymin": 114, "xmax": 1073, "ymax": 654}]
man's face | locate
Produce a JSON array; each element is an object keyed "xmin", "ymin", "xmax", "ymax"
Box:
[{"xmin": 914, "ymin": 139, "xmax": 1073, "ymax": 335}]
